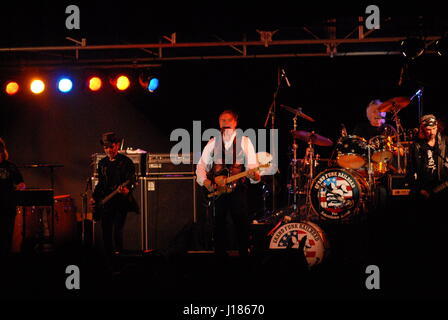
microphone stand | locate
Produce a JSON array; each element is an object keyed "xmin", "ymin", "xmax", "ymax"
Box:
[
  {"xmin": 410, "ymin": 87, "xmax": 424, "ymax": 120},
  {"xmin": 263, "ymin": 67, "xmax": 288, "ymax": 212}
]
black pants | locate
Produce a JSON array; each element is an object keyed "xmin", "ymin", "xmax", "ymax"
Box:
[
  {"xmin": 213, "ymin": 185, "xmax": 249, "ymax": 257},
  {"xmin": 101, "ymin": 208, "xmax": 128, "ymax": 255},
  {"xmin": 0, "ymin": 209, "xmax": 16, "ymax": 257}
]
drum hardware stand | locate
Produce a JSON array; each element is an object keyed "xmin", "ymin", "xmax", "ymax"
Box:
[
  {"xmin": 302, "ymin": 138, "xmax": 317, "ymax": 219},
  {"xmin": 391, "ymin": 106, "xmax": 406, "ymax": 174},
  {"xmin": 290, "ymin": 114, "xmax": 300, "ymax": 213},
  {"xmin": 366, "ymin": 144, "xmax": 376, "ymax": 202}
]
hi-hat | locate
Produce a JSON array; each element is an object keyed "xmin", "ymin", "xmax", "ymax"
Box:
[
  {"xmin": 378, "ymin": 97, "xmax": 411, "ymax": 113},
  {"xmin": 291, "ymin": 130, "xmax": 333, "ymax": 146}
]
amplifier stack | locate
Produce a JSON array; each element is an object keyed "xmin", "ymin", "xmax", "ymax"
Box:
[{"xmin": 89, "ymin": 152, "xmax": 198, "ymax": 253}]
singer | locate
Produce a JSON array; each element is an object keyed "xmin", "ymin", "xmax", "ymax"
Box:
[{"xmin": 196, "ymin": 110, "xmax": 261, "ymax": 261}]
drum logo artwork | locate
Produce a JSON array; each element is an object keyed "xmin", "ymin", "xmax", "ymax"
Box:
[
  {"xmin": 269, "ymin": 222, "xmax": 326, "ymax": 267},
  {"xmin": 311, "ymin": 170, "xmax": 359, "ymax": 220}
]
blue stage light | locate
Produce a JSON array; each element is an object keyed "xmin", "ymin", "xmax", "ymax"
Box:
[
  {"xmin": 58, "ymin": 78, "xmax": 73, "ymax": 93},
  {"xmin": 148, "ymin": 78, "xmax": 159, "ymax": 92}
]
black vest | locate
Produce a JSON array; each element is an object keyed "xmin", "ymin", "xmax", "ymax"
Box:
[{"xmin": 210, "ymin": 133, "xmax": 245, "ymax": 179}]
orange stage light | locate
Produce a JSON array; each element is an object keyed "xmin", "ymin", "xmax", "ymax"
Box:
[
  {"xmin": 6, "ymin": 82, "xmax": 19, "ymax": 95},
  {"xmin": 88, "ymin": 77, "xmax": 102, "ymax": 91},
  {"xmin": 116, "ymin": 75, "xmax": 130, "ymax": 91}
]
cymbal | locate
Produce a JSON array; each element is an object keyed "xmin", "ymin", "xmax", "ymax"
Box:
[
  {"xmin": 291, "ymin": 130, "xmax": 333, "ymax": 147},
  {"xmin": 377, "ymin": 97, "xmax": 411, "ymax": 113},
  {"xmin": 280, "ymin": 104, "xmax": 315, "ymax": 122}
]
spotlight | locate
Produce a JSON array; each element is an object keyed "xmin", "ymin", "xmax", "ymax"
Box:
[
  {"xmin": 400, "ymin": 37, "xmax": 425, "ymax": 59},
  {"xmin": 148, "ymin": 77, "xmax": 160, "ymax": 92},
  {"xmin": 88, "ymin": 76, "xmax": 102, "ymax": 91},
  {"xmin": 5, "ymin": 81, "xmax": 19, "ymax": 95},
  {"xmin": 139, "ymin": 72, "xmax": 160, "ymax": 92},
  {"xmin": 114, "ymin": 75, "xmax": 130, "ymax": 91},
  {"xmin": 58, "ymin": 78, "xmax": 73, "ymax": 93},
  {"xmin": 30, "ymin": 79, "xmax": 45, "ymax": 94},
  {"xmin": 436, "ymin": 36, "xmax": 448, "ymax": 56}
]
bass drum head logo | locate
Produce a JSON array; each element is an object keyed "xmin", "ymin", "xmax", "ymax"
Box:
[
  {"xmin": 269, "ymin": 222, "xmax": 327, "ymax": 267},
  {"xmin": 311, "ymin": 169, "xmax": 360, "ymax": 220}
]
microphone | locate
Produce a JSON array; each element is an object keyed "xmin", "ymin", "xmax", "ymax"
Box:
[
  {"xmin": 410, "ymin": 88, "xmax": 423, "ymax": 101},
  {"xmin": 221, "ymin": 126, "xmax": 230, "ymax": 132},
  {"xmin": 281, "ymin": 69, "xmax": 291, "ymax": 87}
]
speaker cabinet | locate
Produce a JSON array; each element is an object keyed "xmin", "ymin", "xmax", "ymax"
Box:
[{"xmin": 141, "ymin": 176, "xmax": 197, "ymax": 250}]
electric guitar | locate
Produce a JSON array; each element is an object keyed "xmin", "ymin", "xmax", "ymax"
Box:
[
  {"xmin": 92, "ymin": 180, "xmax": 131, "ymax": 220},
  {"xmin": 206, "ymin": 163, "xmax": 271, "ymax": 199}
]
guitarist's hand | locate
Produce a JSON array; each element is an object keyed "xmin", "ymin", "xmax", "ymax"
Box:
[
  {"xmin": 247, "ymin": 170, "xmax": 261, "ymax": 182},
  {"xmin": 420, "ymin": 189, "xmax": 431, "ymax": 200},
  {"xmin": 90, "ymin": 198, "xmax": 96, "ymax": 205},
  {"xmin": 118, "ymin": 186, "xmax": 130, "ymax": 195},
  {"xmin": 203, "ymin": 179, "xmax": 216, "ymax": 192}
]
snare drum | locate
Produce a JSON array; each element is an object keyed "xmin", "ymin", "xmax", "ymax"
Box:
[
  {"xmin": 309, "ymin": 168, "xmax": 370, "ymax": 221},
  {"xmin": 336, "ymin": 135, "xmax": 368, "ymax": 169},
  {"xmin": 269, "ymin": 221, "xmax": 329, "ymax": 267},
  {"xmin": 369, "ymin": 135, "xmax": 393, "ymax": 163}
]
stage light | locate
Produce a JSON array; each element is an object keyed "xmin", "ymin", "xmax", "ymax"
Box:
[
  {"xmin": 436, "ymin": 36, "xmax": 448, "ymax": 56},
  {"xmin": 400, "ymin": 37, "xmax": 425, "ymax": 59},
  {"xmin": 148, "ymin": 77, "xmax": 159, "ymax": 92},
  {"xmin": 115, "ymin": 75, "xmax": 130, "ymax": 91},
  {"xmin": 88, "ymin": 76, "xmax": 102, "ymax": 91},
  {"xmin": 139, "ymin": 72, "xmax": 160, "ymax": 92},
  {"xmin": 5, "ymin": 81, "xmax": 19, "ymax": 95},
  {"xmin": 58, "ymin": 78, "xmax": 73, "ymax": 93},
  {"xmin": 30, "ymin": 79, "xmax": 45, "ymax": 94}
]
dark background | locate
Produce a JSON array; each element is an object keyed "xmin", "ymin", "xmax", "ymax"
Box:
[{"xmin": 1, "ymin": 1, "xmax": 447, "ymax": 210}]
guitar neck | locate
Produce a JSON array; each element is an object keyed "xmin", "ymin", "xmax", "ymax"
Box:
[
  {"xmin": 100, "ymin": 180, "xmax": 131, "ymax": 205},
  {"xmin": 225, "ymin": 167, "xmax": 258, "ymax": 184},
  {"xmin": 434, "ymin": 181, "xmax": 448, "ymax": 194}
]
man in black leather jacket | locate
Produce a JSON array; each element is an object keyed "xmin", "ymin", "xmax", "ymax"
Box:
[
  {"xmin": 92, "ymin": 132, "xmax": 138, "ymax": 256},
  {"xmin": 407, "ymin": 114, "xmax": 448, "ymax": 199}
]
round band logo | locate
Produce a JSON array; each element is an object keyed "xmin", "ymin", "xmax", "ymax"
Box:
[
  {"xmin": 269, "ymin": 222, "xmax": 326, "ymax": 267},
  {"xmin": 311, "ymin": 170, "xmax": 360, "ymax": 220}
]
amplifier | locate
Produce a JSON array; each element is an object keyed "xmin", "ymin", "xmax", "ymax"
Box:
[
  {"xmin": 91, "ymin": 151, "xmax": 147, "ymax": 176},
  {"xmin": 387, "ymin": 174, "xmax": 411, "ymax": 196},
  {"xmin": 147, "ymin": 153, "xmax": 194, "ymax": 175}
]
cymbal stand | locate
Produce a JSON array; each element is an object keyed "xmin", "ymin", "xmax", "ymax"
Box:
[
  {"xmin": 291, "ymin": 114, "xmax": 300, "ymax": 213},
  {"xmin": 303, "ymin": 139, "xmax": 316, "ymax": 218},
  {"xmin": 391, "ymin": 106, "xmax": 405, "ymax": 174},
  {"xmin": 366, "ymin": 144, "xmax": 375, "ymax": 201}
]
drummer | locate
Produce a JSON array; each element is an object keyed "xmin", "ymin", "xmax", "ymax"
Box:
[{"xmin": 353, "ymin": 99, "xmax": 397, "ymax": 140}]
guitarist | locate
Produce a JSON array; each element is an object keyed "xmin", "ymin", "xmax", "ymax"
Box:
[
  {"xmin": 92, "ymin": 132, "xmax": 137, "ymax": 257},
  {"xmin": 196, "ymin": 110, "xmax": 261, "ymax": 260},
  {"xmin": 408, "ymin": 114, "xmax": 448, "ymax": 201},
  {"xmin": 406, "ymin": 114, "xmax": 448, "ymax": 284}
]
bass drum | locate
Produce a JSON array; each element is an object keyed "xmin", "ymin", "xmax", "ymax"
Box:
[
  {"xmin": 269, "ymin": 221, "xmax": 329, "ymax": 267},
  {"xmin": 309, "ymin": 168, "xmax": 370, "ymax": 222}
]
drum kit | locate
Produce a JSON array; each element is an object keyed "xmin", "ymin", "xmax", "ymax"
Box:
[{"xmin": 265, "ymin": 96, "xmax": 415, "ymax": 267}]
